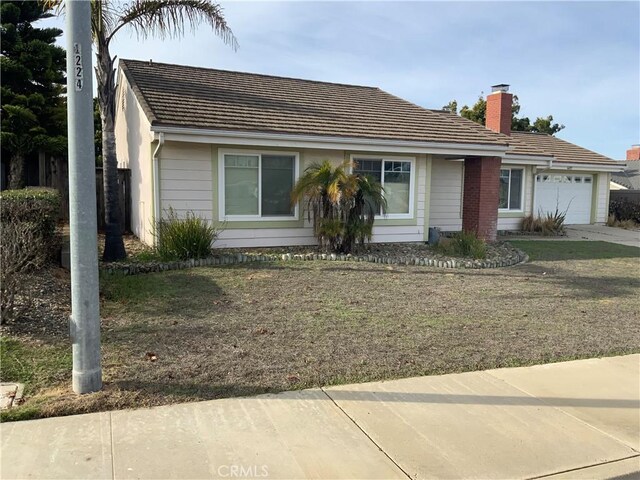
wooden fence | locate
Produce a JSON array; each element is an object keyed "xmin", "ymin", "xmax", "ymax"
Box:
[
  {"xmin": 96, "ymin": 167, "xmax": 131, "ymax": 234},
  {"xmin": 610, "ymin": 190, "xmax": 640, "ymax": 205},
  {"xmin": 39, "ymin": 155, "xmax": 131, "ymax": 233}
]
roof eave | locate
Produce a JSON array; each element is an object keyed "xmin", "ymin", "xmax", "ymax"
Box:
[
  {"xmin": 503, "ymin": 153, "xmax": 554, "ymax": 165},
  {"xmin": 549, "ymin": 161, "xmax": 625, "ymax": 172},
  {"xmin": 151, "ymin": 125, "xmax": 511, "ymax": 157}
]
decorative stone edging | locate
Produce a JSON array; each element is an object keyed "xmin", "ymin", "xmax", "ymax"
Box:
[{"xmin": 102, "ymin": 249, "xmax": 529, "ymax": 276}]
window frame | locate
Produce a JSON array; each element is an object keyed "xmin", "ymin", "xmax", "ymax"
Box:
[
  {"xmin": 498, "ymin": 167, "xmax": 525, "ymax": 212},
  {"xmin": 218, "ymin": 149, "xmax": 300, "ymax": 222},
  {"xmin": 350, "ymin": 154, "xmax": 416, "ymax": 220}
]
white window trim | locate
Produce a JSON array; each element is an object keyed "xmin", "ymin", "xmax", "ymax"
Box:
[
  {"xmin": 218, "ymin": 149, "xmax": 300, "ymax": 221},
  {"xmin": 499, "ymin": 166, "xmax": 525, "ymax": 213},
  {"xmin": 350, "ymin": 154, "xmax": 416, "ymax": 220}
]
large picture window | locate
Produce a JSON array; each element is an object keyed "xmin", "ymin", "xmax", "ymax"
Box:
[
  {"xmin": 353, "ymin": 157, "xmax": 413, "ymax": 216},
  {"xmin": 499, "ymin": 167, "xmax": 524, "ymax": 211},
  {"xmin": 222, "ymin": 152, "xmax": 297, "ymax": 219}
]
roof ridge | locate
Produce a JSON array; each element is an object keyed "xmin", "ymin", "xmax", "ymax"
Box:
[
  {"xmin": 511, "ymin": 131, "xmax": 551, "ymax": 136},
  {"xmin": 118, "ymin": 58, "xmax": 379, "ymax": 91}
]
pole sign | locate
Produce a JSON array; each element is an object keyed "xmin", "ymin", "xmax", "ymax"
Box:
[{"xmin": 73, "ymin": 43, "xmax": 83, "ymax": 91}]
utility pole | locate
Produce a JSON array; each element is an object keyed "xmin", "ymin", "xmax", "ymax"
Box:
[{"xmin": 66, "ymin": 0, "xmax": 102, "ymax": 394}]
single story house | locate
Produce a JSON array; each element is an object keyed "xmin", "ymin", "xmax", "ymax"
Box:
[
  {"xmin": 610, "ymin": 145, "xmax": 640, "ymax": 191},
  {"xmin": 115, "ymin": 59, "xmax": 622, "ymax": 248}
]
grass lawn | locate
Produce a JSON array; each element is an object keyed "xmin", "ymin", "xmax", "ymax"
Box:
[
  {"xmin": 509, "ymin": 240, "xmax": 640, "ymax": 261},
  {"xmin": 2, "ymin": 240, "xmax": 639, "ymax": 421}
]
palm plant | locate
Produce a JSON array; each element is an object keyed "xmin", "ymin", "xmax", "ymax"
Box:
[
  {"xmin": 45, "ymin": 0, "xmax": 237, "ymax": 261},
  {"xmin": 343, "ymin": 173, "xmax": 386, "ymax": 252},
  {"xmin": 291, "ymin": 160, "xmax": 386, "ymax": 253}
]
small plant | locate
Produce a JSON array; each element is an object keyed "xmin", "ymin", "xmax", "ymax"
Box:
[
  {"xmin": 436, "ymin": 231, "xmax": 487, "ymax": 259},
  {"xmin": 152, "ymin": 208, "xmax": 218, "ymax": 261},
  {"xmin": 607, "ymin": 214, "xmax": 639, "ymax": 230},
  {"xmin": 290, "ymin": 160, "xmax": 386, "ymax": 253},
  {"xmin": 521, "ymin": 206, "xmax": 567, "ymax": 236}
]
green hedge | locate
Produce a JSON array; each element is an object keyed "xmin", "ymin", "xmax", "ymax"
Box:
[
  {"xmin": 609, "ymin": 199, "xmax": 640, "ymax": 223},
  {"xmin": 0, "ymin": 187, "xmax": 61, "ymax": 249}
]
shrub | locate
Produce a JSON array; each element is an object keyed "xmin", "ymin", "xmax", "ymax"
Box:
[
  {"xmin": 437, "ymin": 231, "xmax": 487, "ymax": 259},
  {"xmin": 609, "ymin": 199, "xmax": 640, "ymax": 223},
  {"xmin": 153, "ymin": 208, "xmax": 218, "ymax": 261},
  {"xmin": 607, "ymin": 214, "xmax": 639, "ymax": 230},
  {"xmin": 291, "ymin": 160, "xmax": 386, "ymax": 253},
  {"xmin": 521, "ymin": 207, "xmax": 567, "ymax": 236},
  {"xmin": 0, "ymin": 187, "xmax": 61, "ymax": 253},
  {"xmin": 0, "ymin": 188, "xmax": 61, "ymax": 323}
]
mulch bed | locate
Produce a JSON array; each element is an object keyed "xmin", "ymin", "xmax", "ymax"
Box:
[{"xmin": 0, "ymin": 267, "xmax": 70, "ymax": 341}]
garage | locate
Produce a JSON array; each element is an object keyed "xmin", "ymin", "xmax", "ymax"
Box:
[{"xmin": 534, "ymin": 173, "xmax": 593, "ymax": 224}]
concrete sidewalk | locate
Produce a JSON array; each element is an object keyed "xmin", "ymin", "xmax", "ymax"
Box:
[
  {"xmin": 2, "ymin": 355, "xmax": 639, "ymax": 480},
  {"xmin": 565, "ymin": 224, "xmax": 640, "ymax": 247},
  {"xmin": 505, "ymin": 224, "xmax": 640, "ymax": 248}
]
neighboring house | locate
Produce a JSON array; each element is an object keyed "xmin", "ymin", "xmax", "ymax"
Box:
[
  {"xmin": 114, "ymin": 59, "xmax": 622, "ymax": 248},
  {"xmin": 611, "ymin": 145, "xmax": 640, "ymax": 191}
]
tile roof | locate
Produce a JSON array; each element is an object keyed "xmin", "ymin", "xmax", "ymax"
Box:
[
  {"xmin": 611, "ymin": 162, "xmax": 640, "ymax": 190},
  {"xmin": 119, "ymin": 59, "xmax": 510, "ymax": 146},
  {"xmin": 510, "ymin": 131, "xmax": 617, "ymax": 165},
  {"xmin": 119, "ymin": 59, "xmax": 617, "ymax": 166}
]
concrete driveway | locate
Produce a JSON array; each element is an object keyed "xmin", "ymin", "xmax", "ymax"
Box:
[
  {"xmin": 565, "ymin": 224, "xmax": 640, "ymax": 247},
  {"xmin": 2, "ymin": 355, "xmax": 639, "ymax": 480}
]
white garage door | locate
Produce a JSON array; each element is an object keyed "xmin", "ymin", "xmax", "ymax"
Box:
[{"xmin": 534, "ymin": 174, "xmax": 593, "ymax": 224}]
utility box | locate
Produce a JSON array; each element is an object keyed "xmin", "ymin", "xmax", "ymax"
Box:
[{"xmin": 428, "ymin": 227, "xmax": 441, "ymax": 245}]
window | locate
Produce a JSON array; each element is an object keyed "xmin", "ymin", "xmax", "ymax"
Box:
[
  {"xmin": 353, "ymin": 157, "xmax": 413, "ymax": 216},
  {"xmin": 222, "ymin": 152, "xmax": 297, "ymax": 219},
  {"xmin": 584, "ymin": 176, "xmax": 592, "ymax": 184},
  {"xmin": 499, "ymin": 168, "xmax": 524, "ymax": 211}
]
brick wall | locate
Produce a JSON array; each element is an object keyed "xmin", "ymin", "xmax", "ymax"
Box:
[
  {"xmin": 486, "ymin": 91, "xmax": 513, "ymax": 136},
  {"xmin": 462, "ymin": 156, "xmax": 501, "ymax": 241},
  {"xmin": 626, "ymin": 146, "xmax": 640, "ymax": 161}
]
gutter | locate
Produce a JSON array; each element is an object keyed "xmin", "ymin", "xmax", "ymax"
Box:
[
  {"xmin": 548, "ymin": 161, "xmax": 624, "ymax": 173},
  {"xmin": 152, "ymin": 132, "xmax": 165, "ymax": 243},
  {"xmin": 150, "ymin": 125, "xmax": 511, "ymax": 157}
]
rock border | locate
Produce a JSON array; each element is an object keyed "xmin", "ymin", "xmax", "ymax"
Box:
[{"xmin": 102, "ymin": 248, "xmax": 529, "ymax": 276}]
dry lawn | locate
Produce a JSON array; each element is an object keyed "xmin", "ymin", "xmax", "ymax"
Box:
[{"xmin": 2, "ymin": 241, "xmax": 639, "ymax": 421}]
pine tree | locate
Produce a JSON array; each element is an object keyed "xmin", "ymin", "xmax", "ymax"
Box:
[{"xmin": 1, "ymin": 1, "xmax": 67, "ymax": 189}]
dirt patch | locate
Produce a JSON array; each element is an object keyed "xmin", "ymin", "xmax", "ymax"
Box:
[
  {"xmin": 98, "ymin": 234, "xmax": 152, "ymax": 260},
  {"xmin": 0, "ymin": 267, "xmax": 71, "ymax": 341}
]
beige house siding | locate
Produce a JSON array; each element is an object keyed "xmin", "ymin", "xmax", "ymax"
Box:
[
  {"xmin": 114, "ymin": 75, "xmax": 154, "ymax": 244},
  {"xmin": 154, "ymin": 144, "xmax": 428, "ymax": 248},
  {"xmin": 159, "ymin": 142, "xmax": 213, "ymax": 224},
  {"xmin": 596, "ymin": 172, "xmax": 610, "ymax": 223},
  {"xmin": 428, "ymin": 158, "xmax": 463, "ymax": 232}
]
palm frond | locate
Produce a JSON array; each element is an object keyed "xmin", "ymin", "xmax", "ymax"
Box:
[
  {"xmin": 92, "ymin": 1, "xmax": 119, "ymax": 39},
  {"xmin": 108, "ymin": 0, "xmax": 237, "ymax": 49}
]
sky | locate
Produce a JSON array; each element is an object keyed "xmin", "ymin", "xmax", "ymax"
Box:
[{"xmin": 41, "ymin": 1, "xmax": 639, "ymax": 160}]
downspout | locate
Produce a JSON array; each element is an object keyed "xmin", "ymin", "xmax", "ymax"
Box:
[{"xmin": 152, "ymin": 132, "xmax": 165, "ymax": 245}]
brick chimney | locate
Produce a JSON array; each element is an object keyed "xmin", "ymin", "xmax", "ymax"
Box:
[
  {"xmin": 486, "ymin": 84, "xmax": 512, "ymax": 136},
  {"xmin": 626, "ymin": 144, "xmax": 640, "ymax": 161}
]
